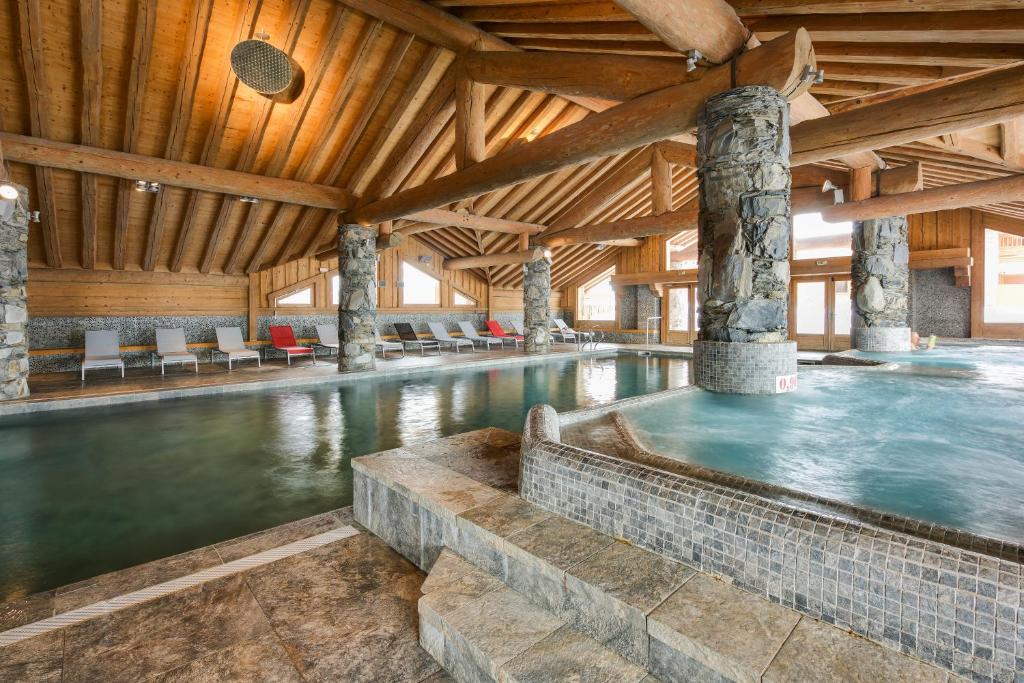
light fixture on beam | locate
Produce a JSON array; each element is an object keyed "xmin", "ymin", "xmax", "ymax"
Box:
[
  {"xmin": 0, "ymin": 183, "xmax": 18, "ymax": 200},
  {"xmin": 239, "ymin": 196, "xmax": 260, "ymax": 204},
  {"xmin": 230, "ymin": 36, "xmax": 304, "ymax": 104},
  {"xmin": 134, "ymin": 180, "xmax": 160, "ymax": 193}
]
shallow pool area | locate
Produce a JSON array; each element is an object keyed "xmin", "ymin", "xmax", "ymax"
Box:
[
  {"xmin": 0, "ymin": 354, "xmax": 688, "ymax": 602},
  {"xmin": 620, "ymin": 352, "xmax": 1024, "ymax": 545}
]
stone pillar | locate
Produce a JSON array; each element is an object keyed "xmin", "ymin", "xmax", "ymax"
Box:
[
  {"xmin": 523, "ymin": 257, "xmax": 551, "ymax": 353},
  {"xmin": 851, "ymin": 216, "xmax": 911, "ymax": 352},
  {"xmin": 692, "ymin": 87, "xmax": 797, "ymax": 394},
  {"xmin": 0, "ymin": 184, "xmax": 29, "ymax": 400},
  {"xmin": 337, "ymin": 223, "xmax": 377, "ymax": 372}
]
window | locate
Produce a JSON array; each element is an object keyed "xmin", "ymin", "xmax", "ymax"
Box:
[
  {"xmin": 793, "ymin": 212, "xmax": 852, "ymax": 260},
  {"xmin": 401, "ymin": 261, "xmax": 440, "ymax": 305},
  {"xmin": 276, "ymin": 287, "xmax": 312, "ymax": 306},
  {"xmin": 580, "ymin": 269, "xmax": 616, "ymax": 321},
  {"xmin": 983, "ymin": 228, "xmax": 1024, "ymax": 323},
  {"xmin": 453, "ymin": 289, "xmax": 477, "ymax": 307},
  {"xmin": 331, "ymin": 275, "xmax": 340, "ymax": 306},
  {"xmin": 666, "ymin": 230, "xmax": 698, "ymax": 270}
]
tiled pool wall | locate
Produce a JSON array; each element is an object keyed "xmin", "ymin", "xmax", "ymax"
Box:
[
  {"xmin": 26, "ymin": 311, "xmax": 572, "ymax": 373},
  {"xmin": 520, "ymin": 405, "xmax": 1023, "ymax": 683},
  {"xmin": 911, "ymin": 267, "xmax": 971, "ymax": 339}
]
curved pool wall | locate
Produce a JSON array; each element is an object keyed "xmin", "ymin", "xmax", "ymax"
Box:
[{"xmin": 521, "ymin": 392, "xmax": 1023, "ymax": 682}]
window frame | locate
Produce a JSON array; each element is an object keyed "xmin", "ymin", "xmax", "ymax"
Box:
[{"xmin": 399, "ymin": 260, "xmax": 442, "ymax": 308}]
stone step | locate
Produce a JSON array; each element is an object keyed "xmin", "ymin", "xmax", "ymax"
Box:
[
  {"xmin": 419, "ymin": 549, "xmax": 654, "ymax": 683},
  {"xmin": 354, "ymin": 441, "xmax": 960, "ymax": 683}
]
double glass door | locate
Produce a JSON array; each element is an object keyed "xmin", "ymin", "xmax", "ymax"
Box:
[
  {"xmin": 663, "ymin": 285, "xmax": 699, "ymax": 345},
  {"xmin": 792, "ymin": 276, "xmax": 852, "ymax": 351}
]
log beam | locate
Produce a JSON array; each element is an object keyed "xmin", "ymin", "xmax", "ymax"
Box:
[
  {"xmin": 791, "ymin": 62, "xmax": 1024, "ymax": 166},
  {"xmin": 822, "ymin": 174, "xmax": 1024, "ymax": 223},
  {"xmin": 613, "ymin": 0, "xmax": 749, "ymax": 64},
  {"xmin": 540, "ymin": 202, "xmax": 698, "ymax": 247},
  {"xmin": 0, "ymin": 133, "xmax": 355, "ymax": 210},
  {"xmin": 878, "ymin": 161, "xmax": 924, "ymax": 196},
  {"xmin": 444, "ymin": 248, "xmax": 549, "ymax": 271},
  {"xmin": 460, "ymin": 50, "xmax": 700, "ymax": 101},
  {"xmin": 403, "ymin": 208, "xmax": 545, "ymax": 234},
  {"xmin": 792, "ymin": 185, "xmax": 843, "ymax": 214},
  {"xmin": 350, "ymin": 29, "xmax": 814, "ymax": 225},
  {"xmin": 651, "ymin": 147, "xmax": 673, "ymax": 214},
  {"xmin": 455, "ymin": 69, "xmax": 486, "ymax": 169}
]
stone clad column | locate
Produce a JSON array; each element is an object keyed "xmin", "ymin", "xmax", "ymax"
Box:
[
  {"xmin": 337, "ymin": 223, "xmax": 377, "ymax": 372},
  {"xmin": 851, "ymin": 216, "xmax": 912, "ymax": 351},
  {"xmin": 523, "ymin": 257, "xmax": 551, "ymax": 353},
  {"xmin": 0, "ymin": 183, "xmax": 29, "ymax": 400},
  {"xmin": 692, "ymin": 86, "xmax": 797, "ymax": 394}
]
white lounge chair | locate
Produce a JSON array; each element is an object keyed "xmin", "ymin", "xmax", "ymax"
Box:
[
  {"xmin": 214, "ymin": 327, "xmax": 261, "ymax": 370},
  {"xmin": 427, "ymin": 322, "xmax": 475, "ymax": 353},
  {"xmin": 457, "ymin": 322, "xmax": 503, "ymax": 350},
  {"xmin": 511, "ymin": 320, "xmax": 527, "ymax": 337},
  {"xmin": 315, "ymin": 324, "xmax": 340, "ymax": 358},
  {"xmin": 153, "ymin": 328, "xmax": 199, "ymax": 375},
  {"xmin": 553, "ymin": 318, "xmax": 579, "ymax": 343},
  {"xmin": 374, "ymin": 329, "xmax": 405, "ymax": 359},
  {"xmin": 81, "ymin": 330, "xmax": 125, "ymax": 381}
]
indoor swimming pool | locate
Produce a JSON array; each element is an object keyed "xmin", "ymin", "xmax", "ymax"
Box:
[{"xmin": 0, "ymin": 354, "xmax": 687, "ymax": 602}]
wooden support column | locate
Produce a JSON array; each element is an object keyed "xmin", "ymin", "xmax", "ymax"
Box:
[
  {"xmin": 850, "ymin": 166, "xmax": 873, "ymax": 201},
  {"xmin": 651, "ymin": 147, "xmax": 673, "ymax": 215},
  {"xmin": 247, "ymin": 273, "xmax": 259, "ymax": 342},
  {"xmin": 455, "ymin": 69, "xmax": 486, "ymax": 170}
]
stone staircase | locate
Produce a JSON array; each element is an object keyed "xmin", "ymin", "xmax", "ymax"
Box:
[{"xmin": 353, "ymin": 431, "xmax": 958, "ymax": 683}]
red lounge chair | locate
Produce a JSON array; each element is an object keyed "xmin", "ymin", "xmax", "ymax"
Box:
[
  {"xmin": 269, "ymin": 325, "xmax": 316, "ymax": 365},
  {"xmin": 485, "ymin": 320, "xmax": 523, "ymax": 349}
]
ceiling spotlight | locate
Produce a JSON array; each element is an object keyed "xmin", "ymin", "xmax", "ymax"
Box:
[
  {"xmin": 0, "ymin": 183, "xmax": 19, "ymax": 200},
  {"xmin": 134, "ymin": 179, "xmax": 148, "ymax": 192},
  {"xmin": 239, "ymin": 196, "xmax": 260, "ymax": 204},
  {"xmin": 230, "ymin": 38, "xmax": 304, "ymax": 103},
  {"xmin": 134, "ymin": 180, "xmax": 160, "ymax": 193}
]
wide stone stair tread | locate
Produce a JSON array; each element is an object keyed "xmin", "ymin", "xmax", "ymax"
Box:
[{"xmin": 420, "ymin": 550, "xmax": 649, "ymax": 683}]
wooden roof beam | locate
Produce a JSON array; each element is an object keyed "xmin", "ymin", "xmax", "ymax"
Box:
[
  {"xmin": 349, "ymin": 29, "xmax": 814, "ymax": 225},
  {"xmin": 78, "ymin": 0, "xmax": 102, "ymax": 269},
  {"xmin": 730, "ymin": 2, "xmax": 1024, "ymax": 14},
  {"xmin": 750, "ymin": 11, "xmax": 1024, "ymax": 43},
  {"xmin": 791, "ymin": 62, "xmax": 1024, "ymax": 166},
  {"xmin": 1, "ymin": 134, "xmax": 355, "ymax": 210},
  {"xmin": 445, "ymin": 248, "xmax": 548, "ymax": 271},
  {"xmin": 540, "ymin": 202, "xmax": 697, "ymax": 248},
  {"xmin": 823, "ymin": 172, "xmax": 1024, "ymax": 223},
  {"xmin": 404, "ymin": 209, "xmax": 545, "ymax": 234},
  {"xmin": 613, "ymin": 0, "xmax": 750, "ymax": 64}
]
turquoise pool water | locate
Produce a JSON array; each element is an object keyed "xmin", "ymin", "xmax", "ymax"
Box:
[
  {"xmin": 623, "ymin": 348, "xmax": 1024, "ymax": 544},
  {"xmin": 0, "ymin": 354, "xmax": 687, "ymax": 602}
]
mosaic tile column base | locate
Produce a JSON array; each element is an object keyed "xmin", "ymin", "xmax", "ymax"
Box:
[
  {"xmin": 853, "ymin": 326, "xmax": 912, "ymax": 353},
  {"xmin": 0, "ymin": 184, "xmax": 29, "ymax": 400},
  {"xmin": 337, "ymin": 223, "xmax": 377, "ymax": 372},
  {"xmin": 692, "ymin": 340, "xmax": 797, "ymax": 395}
]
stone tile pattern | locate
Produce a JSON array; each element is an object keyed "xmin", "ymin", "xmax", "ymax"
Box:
[
  {"xmin": 692, "ymin": 339, "xmax": 796, "ymax": 394},
  {"xmin": 519, "ymin": 423, "xmax": 1023, "ymax": 683},
  {"xmin": 852, "ymin": 215, "xmax": 911, "ymax": 352},
  {"xmin": 911, "ymin": 268, "xmax": 971, "ymax": 339},
  {"xmin": 696, "ymin": 86, "xmax": 791, "ymax": 344},
  {"xmin": 337, "ymin": 224, "xmax": 378, "ymax": 372},
  {"xmin": 618, "ymin": 286, "xmax": 662, "ymax": 342},
  {"xmin": 523, "ymin": 258, "xmax": 551, "ymax": 353},
  {"xmin": 0, "ymin": 183, "xmax": 29, "ymax": 399}
]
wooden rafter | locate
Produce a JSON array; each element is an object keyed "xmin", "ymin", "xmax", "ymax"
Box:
[{"xmin": 79, "ymin": 0, "xmax": 102, "ymax": 269}]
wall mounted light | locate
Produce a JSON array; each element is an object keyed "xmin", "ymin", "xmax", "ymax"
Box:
[
  {"xmin": 239, "ymin": 196, "xmax": 260, "ymax": 204},
  {"xmin": 230, "ymin": 36, "xmax": 305, "ymax": 104},
  {"xmin": 0, "ymin": 183, "xmax": 19, "ymax": 200},
  {"xmin": 134, "ymin": 180, "xmax": 160, "ymax": 193}
]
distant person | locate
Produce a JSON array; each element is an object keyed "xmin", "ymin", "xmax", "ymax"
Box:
[
  {"xmin": 911, "ymin": 331, "xmax": 921, "ymax": 348},
  {"xmin": 927, "ymin": 334, "xmax": 938, "ymax": 350}
]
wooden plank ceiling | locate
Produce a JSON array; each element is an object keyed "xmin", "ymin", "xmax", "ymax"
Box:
[{"xmin": 2, "ymin": 0, "xmax": 1024, "ymax": 290}]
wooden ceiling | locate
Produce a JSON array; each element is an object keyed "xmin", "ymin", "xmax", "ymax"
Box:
[{"xmin": 2, "ymin": 0, "xmax": 1024, "ymax": 289}]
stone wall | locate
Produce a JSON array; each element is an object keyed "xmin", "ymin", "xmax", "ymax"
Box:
[
  {"xmin": 523, "ymin": 259, "xmax": 552, "ymax": 353},
  {"xmin": 911, "ymin": 268, "xmax": 971, "ymax": 338},
  {"xmin": 337, "ymin": 225, "xmax": 377, "ymax": 371},
  {"xmin": 0, "ymin": 185, "xmax": 29, "ymax": 399},
  {"xmin": 852, "ymin": 216, "xmax": 911, "ymax": 351},
  {"xmin": 696, "ymin": 86, "xmax": 791, "ymax": 343}
]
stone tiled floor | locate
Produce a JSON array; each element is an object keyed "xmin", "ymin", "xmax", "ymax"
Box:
[{"xmin": 0, "ymin": 510, "xmax": 452, "ymax": 682}]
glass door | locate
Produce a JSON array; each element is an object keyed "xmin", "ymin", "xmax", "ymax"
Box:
[
  {"xmin": 663, "ymin": 285, "xmax": 695, "ymax": 345},
  {"xmin": 792, "ymin": 277, "xmax": 852, "ymax": 351}
]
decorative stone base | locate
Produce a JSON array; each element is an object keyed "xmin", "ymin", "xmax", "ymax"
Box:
[
  {"xmin": 853, "ymin": 326, "xmax": 911, "ymax": 353},
  {"xmin": 692, "ymin": 340, "xmax": 797, "ymax": 394},
  {"xmin": 1, "ymin": 183, "xmax": 30, "ymax": 400}
]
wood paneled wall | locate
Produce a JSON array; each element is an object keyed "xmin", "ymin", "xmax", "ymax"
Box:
[
  {"xmin": 908, "ymin": 208, "xmax": 972, "ymax": 251},
  {"xmin": 27, "ymin": 269, "xmax": 249, "ymax": 317}
]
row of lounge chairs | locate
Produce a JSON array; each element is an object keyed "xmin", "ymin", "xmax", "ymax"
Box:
[{"xmin": 80, "ymin": 319, "xmax": 588, "ymax": 380}]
